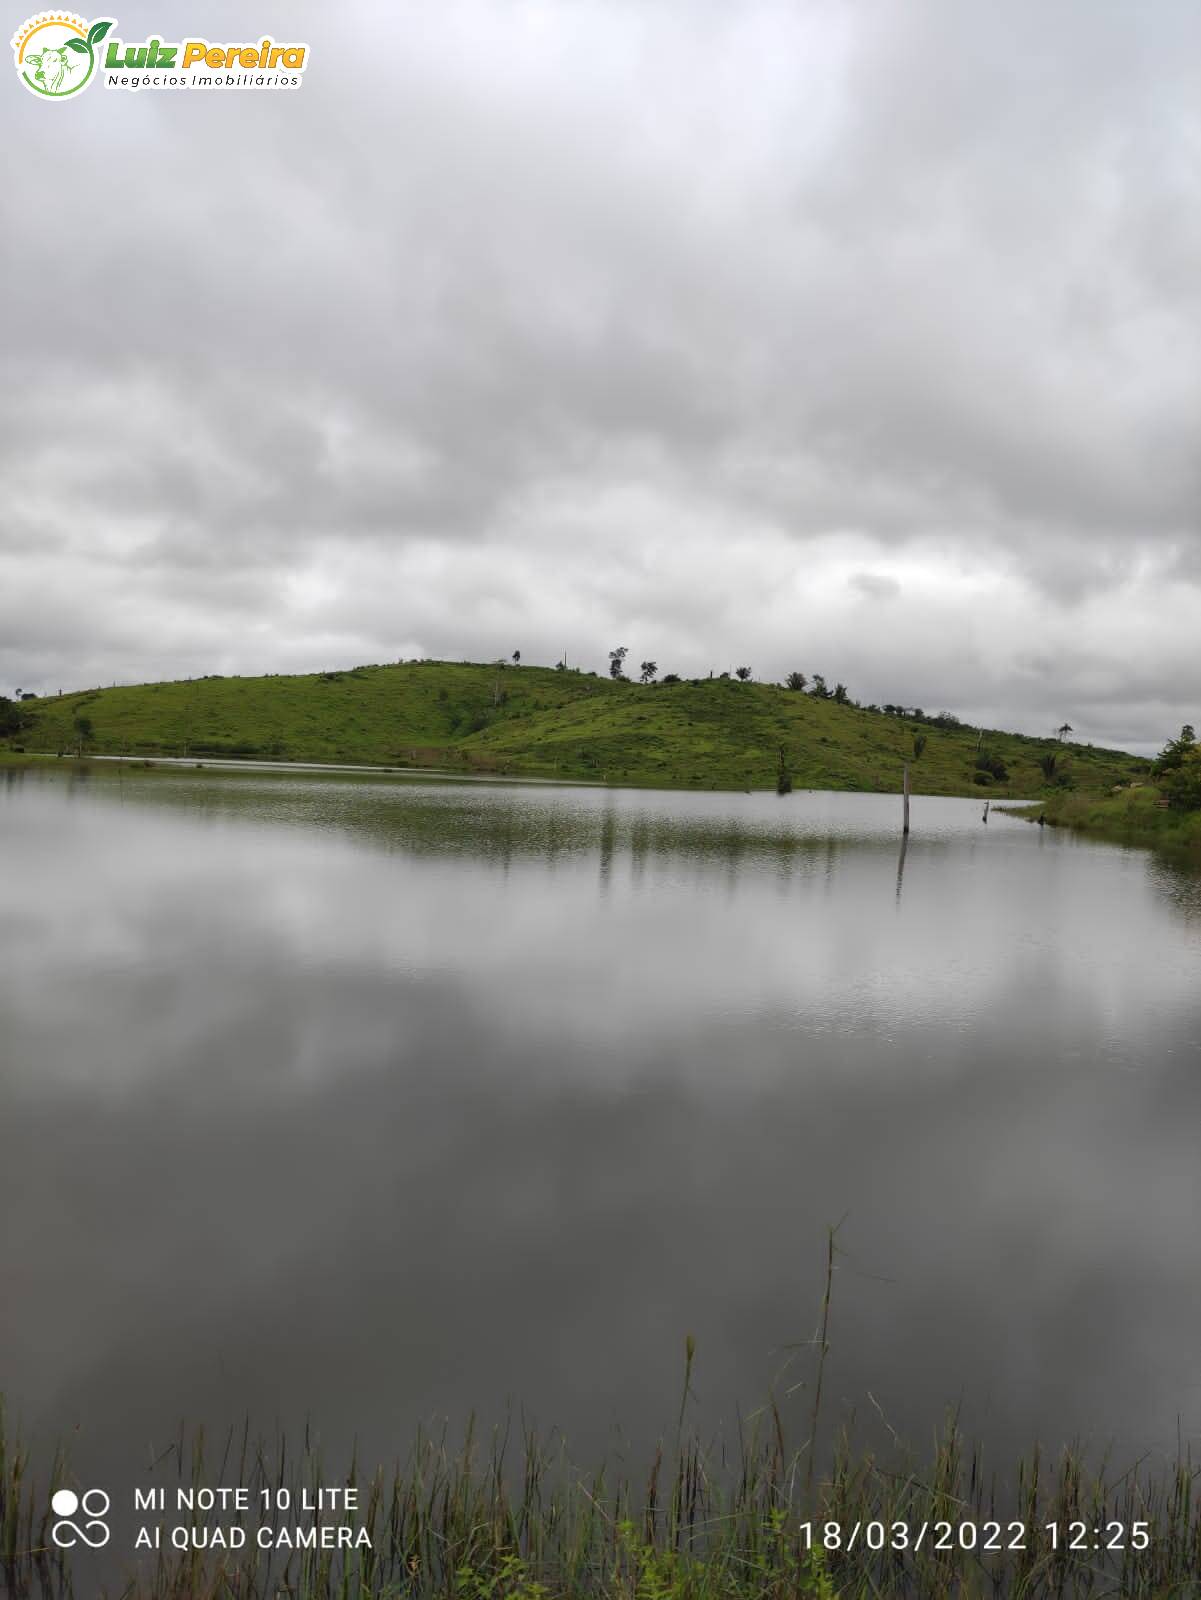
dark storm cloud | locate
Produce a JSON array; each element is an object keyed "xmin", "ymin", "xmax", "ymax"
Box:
[{"xmin": 1, "ymin": 0, "xmax": 1198, "ymax": 748}]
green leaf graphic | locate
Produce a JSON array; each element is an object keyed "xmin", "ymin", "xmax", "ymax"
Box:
[
  {"xmin": 65, "ymin": 37, "xmax": 89, "ymax": 51},
  {"xmin": 87, "ymin": 19, "xmax": 112, "ymax": 45}
]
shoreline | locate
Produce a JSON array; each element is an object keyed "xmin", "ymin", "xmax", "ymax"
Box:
[
  {"xmin": 1, "ymin": 748, "xmax": 1047, "ymax": 803},
  {"xmin": 1005, "ymin": 789, "xmax": 1201, "ymax": 857}
]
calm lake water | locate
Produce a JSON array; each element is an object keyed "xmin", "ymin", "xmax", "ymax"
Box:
[{"xmin": 2, "ymin": 767, "xmax": 1200, "ymax": 1532}]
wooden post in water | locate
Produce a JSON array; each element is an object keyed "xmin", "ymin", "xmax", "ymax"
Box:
[{"xmin": 902, "ymin": 762, "xmax": 911, "ymax": 835}]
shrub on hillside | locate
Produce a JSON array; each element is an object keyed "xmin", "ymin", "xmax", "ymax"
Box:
[
  {"xmin": 975, "ymin": 751, "xmax": 1009, "ymax": 782},
  {"xmin": 1148, "ymin": 725, "xmax": 1200, "ymax": 811},
  {"xmin": 1160, "ymin": 751, "xmax": 1201, "ymax": 811},
  {"xmin": 0, "ymin": 696, "xmax": 27, "ymax": 738}
]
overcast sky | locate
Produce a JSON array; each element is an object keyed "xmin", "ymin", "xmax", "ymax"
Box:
[{"xmin": 4, "ymin": 1, "xmax": 1198, "ymax": 752}]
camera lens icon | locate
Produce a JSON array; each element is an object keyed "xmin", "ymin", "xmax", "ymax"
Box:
[{"xmin": 51, "ymin": 1487, "xmax": 111, "ymax": 1548}]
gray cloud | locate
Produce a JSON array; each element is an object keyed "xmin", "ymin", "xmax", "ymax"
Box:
[
  {"xmin": 849, "ymin": 572, "xmax": 901, "ymax": 602},
  {"xmin": 2, "ymin": 0, "xmax": 1199, "ymax": 752}
]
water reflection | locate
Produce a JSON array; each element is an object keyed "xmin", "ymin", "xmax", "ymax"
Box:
[{"xmin": 1, "ymin": 768, "xmax": 1199, "ymax": 1552}]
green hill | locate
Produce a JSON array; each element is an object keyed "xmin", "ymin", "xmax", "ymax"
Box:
[{"xmin": 9, "ymin": 660, "xmax": 1146, "ymax": 797}]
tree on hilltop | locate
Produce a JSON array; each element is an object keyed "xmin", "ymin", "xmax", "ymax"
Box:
[
  {"xmin": 1152, "ymin": 727, "xmax": 1200, "ymax": 810},
  {"xmin": 1152, "ymin": 724, "xmax": 1196, "ymax": 774}
]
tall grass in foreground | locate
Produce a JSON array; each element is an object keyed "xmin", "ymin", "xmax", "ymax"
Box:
[{"xmin": 3, "ymin": 1401, "xmax": 1199, "ymax": 1600}]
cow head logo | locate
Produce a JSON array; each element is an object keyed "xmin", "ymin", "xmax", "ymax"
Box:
[{"xmin": 12, "ymin": 13, "xmax": 113, "ymax": 98}]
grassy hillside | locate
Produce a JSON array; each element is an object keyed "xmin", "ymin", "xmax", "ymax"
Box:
[{"xmin": 11, "ymin": 660, "xmax": 1147, "ymax": 796}]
